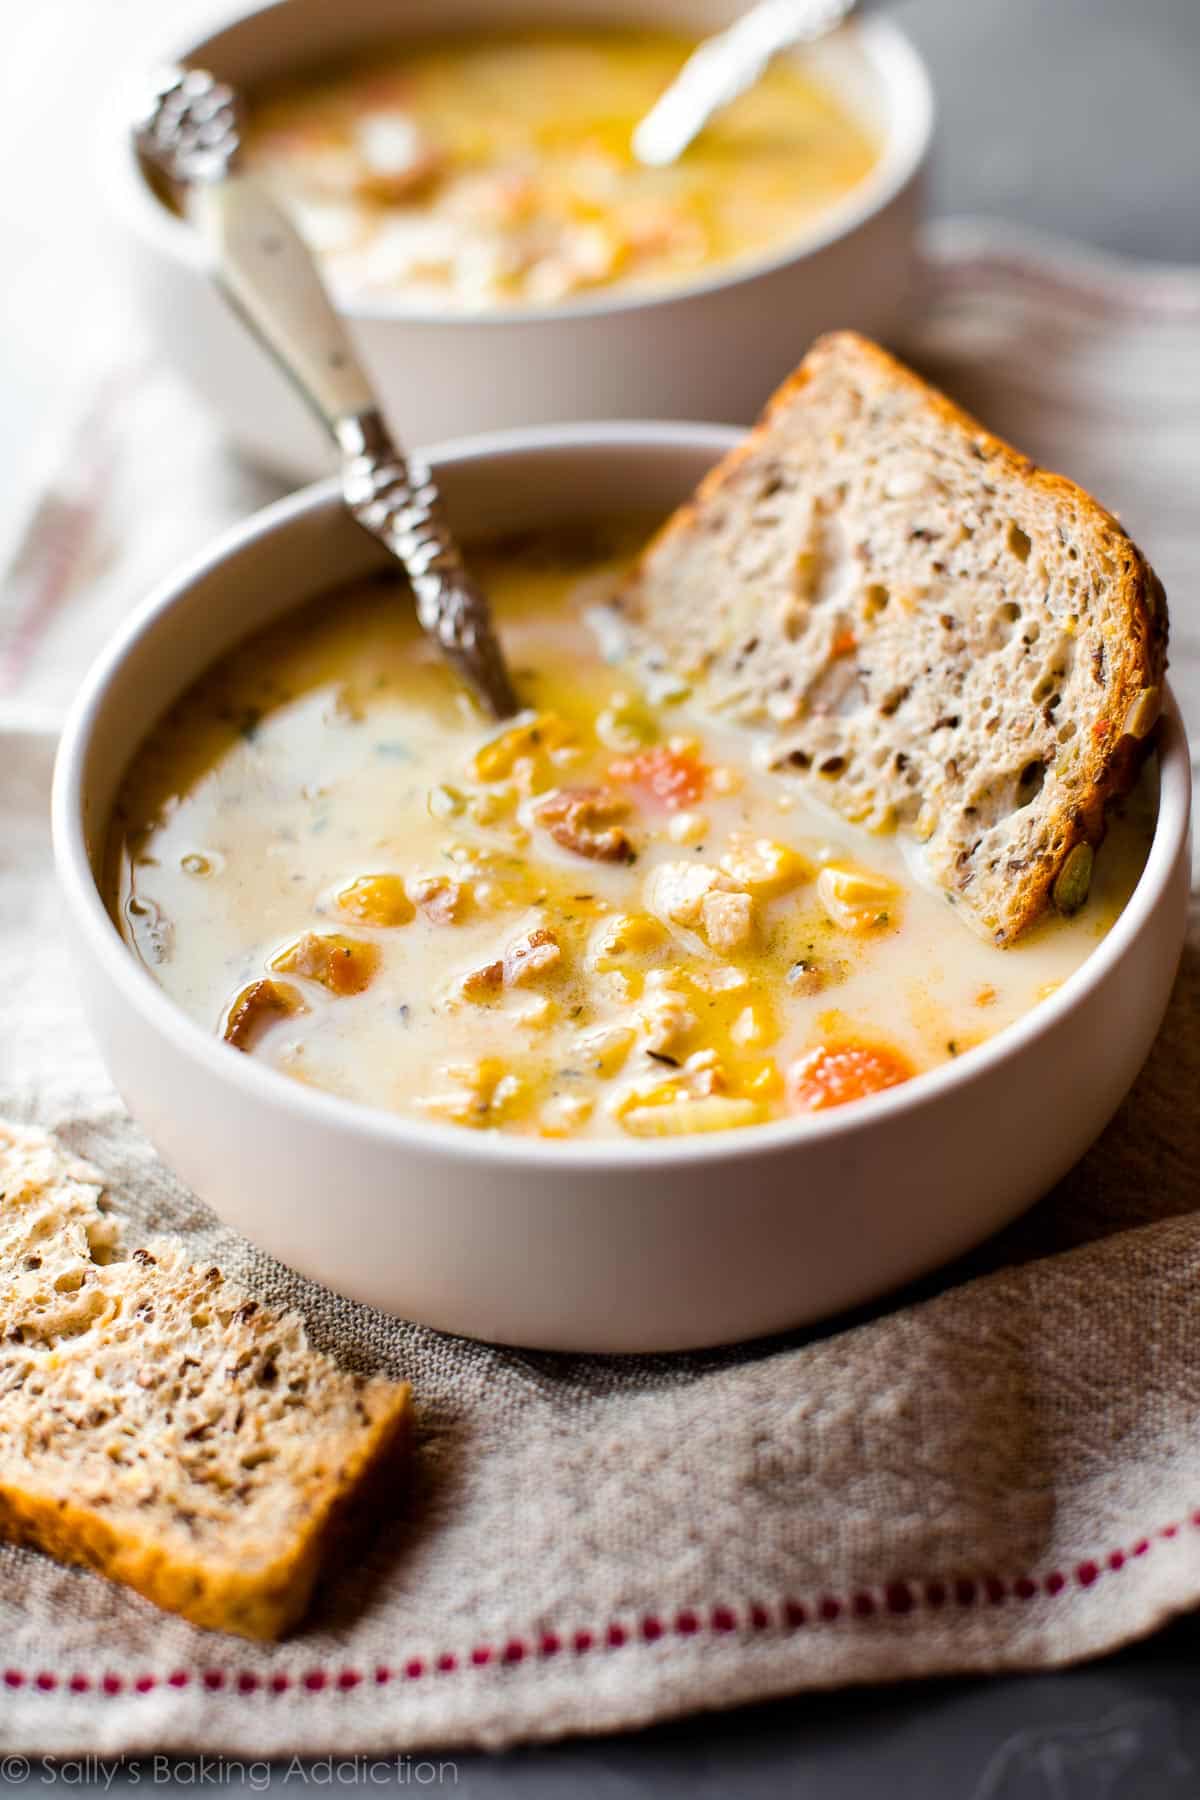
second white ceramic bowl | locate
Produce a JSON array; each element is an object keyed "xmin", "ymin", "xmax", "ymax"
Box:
[
  {"xmin": 52, "ymin": 425, "xmax": 1190, "ymax": 1352},
  {"xmin": 108, "ymin": 0, "xmax": 933, "ymax": 479}
]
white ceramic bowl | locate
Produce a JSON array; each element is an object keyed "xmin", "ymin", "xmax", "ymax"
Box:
[
  {"xmin": 53, "ymin": 425, "xmax": 1191, "ymax": 1353},
  {"xmin": 108, "ymin": 0, "xmax": 933, "ymax": 481}
]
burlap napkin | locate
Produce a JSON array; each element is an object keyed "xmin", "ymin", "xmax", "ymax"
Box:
[{"xmin": 0, "ymin": 222, "xmax": 1198, "ymax": 1756}]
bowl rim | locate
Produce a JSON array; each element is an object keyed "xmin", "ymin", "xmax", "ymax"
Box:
[
  {"xmin": 52, "ymin": 420, "xmax": 1190, "ymax": 1175},
  {"xmin": 106, "ymin": 5, "xmax": 933, "ymax": 328}
]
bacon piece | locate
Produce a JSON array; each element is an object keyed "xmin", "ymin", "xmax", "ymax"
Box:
[
  {"xmin": 533, "ymin": 788, "xmax": 635, "ymax": 863},
  {"xmin": 222, "ymin": 980, "xmax": 306, "ymax": 1052}
]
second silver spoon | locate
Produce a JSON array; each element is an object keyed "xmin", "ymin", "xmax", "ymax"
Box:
[{"xmin": 632, "ymin": 0, "xmax": 861, "ymax": 168}]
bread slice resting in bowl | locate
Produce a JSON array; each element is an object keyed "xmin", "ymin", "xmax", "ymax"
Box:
[{"xmin": 618, "ymin": 332, "xmax": 1168, "ymax": 943}]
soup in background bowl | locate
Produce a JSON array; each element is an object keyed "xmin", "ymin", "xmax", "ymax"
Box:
[
  {"xmin": 52, "ymin": 429, "xmax": 1190, "ymax": 1349},
  {"xmin": 112, "ymin": 0, "xmax": 932, "ymax": 476},
  {"xmin": 238, "ymin": 28, "xmax": 881, "ymax": 310}
]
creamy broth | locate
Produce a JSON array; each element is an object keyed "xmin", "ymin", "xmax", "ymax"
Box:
[
  {"xmin": 237, "ymin": 30, "xmax": 880, "ymax": 309},
  {"xmin": 108, "ymin": 522, "xmax": 1154, "ymax": 1140}
]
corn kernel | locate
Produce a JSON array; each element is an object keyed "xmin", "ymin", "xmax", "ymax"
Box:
[
  {"xmin": 336, "ymin": 874, "xmax": 415, "ymax": 928},
  {"xmin": 577, "ymin": 1023, "xmax": 635, "ymax": 1077},
  {"xmin": 720, "ymin": 833, "xmax": 812, "ymax": 896},
  {"xmin": 472, "ymin": 712, "xmax": 576, "ymax": 782},
  {"xmin": 731, "ymin": 1004, "xmax": 769, "ymax": 1048},
  {"xmin": 515, "ymin": 994, "xmax": 556, "ymax": 1030},
  {"xmin": 667, "ymin": 810, "xmax": 708, "ymax": 846},
  {"xmin": 596, "ymin": 697, "xmax": 656, "ymax": 752},
  {"xmin": 743, "ymin": 1059, "xmax": 783, "ymax": 1098},
  {"xmin": 591, "ymin": 911, "xmax": 665, "ymax": 971},
  {"xmin": 816, "ymin": 865, "xmax": 901, "ymax": 934},
  {"xmin": 427, "ymin": 784, "xmax": 465, "ymax": 820}
]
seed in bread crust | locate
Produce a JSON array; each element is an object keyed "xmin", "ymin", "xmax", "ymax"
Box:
[
  {"xmin": 1122, "ymin": 685, "xmax": 1161, "ymax": 741},
  {"xmin": 1052, "ymin": 842, "xmax": 1094, "ymax": 915}
]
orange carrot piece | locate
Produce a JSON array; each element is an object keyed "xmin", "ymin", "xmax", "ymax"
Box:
[
  {"xmin": 788, "ymin": 1042, "xmax": 914, "ymax": 1113},
  {"xmin": 609, "ymin": 745, "xmax": 707, "ymax": 811}
]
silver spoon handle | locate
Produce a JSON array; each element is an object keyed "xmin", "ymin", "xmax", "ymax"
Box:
[
  {"xmin": 337, "ymin": 411, "xmax": 520, "ymax": 717},
  {"xmin": 196, "ymin": 177, "xmax": 517, "ymax": 715},
  {"xmin": 632, "ymin": 0, "xmax": 860, "ymax": 167},
  {"xmin": 193, "ymin": 175, "xmax": 376, "ymax": 424},
  {"xmin": 135, "ymin": 66, "xmax": 518, "ymax": 720}
]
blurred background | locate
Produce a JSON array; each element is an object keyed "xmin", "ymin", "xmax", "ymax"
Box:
[
  {"xmin": 4, "ymin": 0, "xmax": 1200, "ymax": 535},
  {"xmin": 6, "ymin": 0, "xmax": 1199, "ymax": 717}
]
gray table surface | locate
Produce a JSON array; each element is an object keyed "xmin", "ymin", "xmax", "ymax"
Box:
[{"xmin": 4, "ymin": 0, "xmax": 1200, "ymax": 1790}]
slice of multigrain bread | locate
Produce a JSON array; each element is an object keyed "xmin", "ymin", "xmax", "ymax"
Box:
[
  {"xmin": 620, "ymin": 333, "xmax": 1168, "ymax": 942},
  {"xmin": 0, "ymin": 1121, "xmax": 411, "ymax": 1639}
]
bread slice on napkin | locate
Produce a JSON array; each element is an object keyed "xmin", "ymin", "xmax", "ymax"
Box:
[
  {"xmin": 619, "ymin": 332, "xmax": 1168, "ymax": 942},
  {"xmin": 0, "ymin": 1121, "xmax": 411, "ymax": 1639}
]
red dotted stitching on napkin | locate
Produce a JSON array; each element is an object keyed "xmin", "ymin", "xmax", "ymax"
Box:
[{"xmin": 11, "ymin": 1510, "xmax": 1197, "ymax": 1699}]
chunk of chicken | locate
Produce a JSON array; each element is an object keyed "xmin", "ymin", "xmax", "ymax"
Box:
[
  {"xmin": 700, "ymin": 889, "xmax": 755, "ymax": 954},
  {"xmin": 645, "ymin": 860, "xmax": 756, "ymax": 952},
  {"xmin": 636, "ymin": 988, "xmax": 697, "ymax": 1058},
  {"xmin": 644, "ymin": 860, "xmax": 727, "ymax": 929}
]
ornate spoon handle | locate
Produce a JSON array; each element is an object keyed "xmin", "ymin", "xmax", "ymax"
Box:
[
  {"xmin": 336, "ymin": 412, "xmax": 520, "ymax": 715},
  {"xmin": 133, "ymin": 66, "xmax": 519, "ymax": 719}
]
